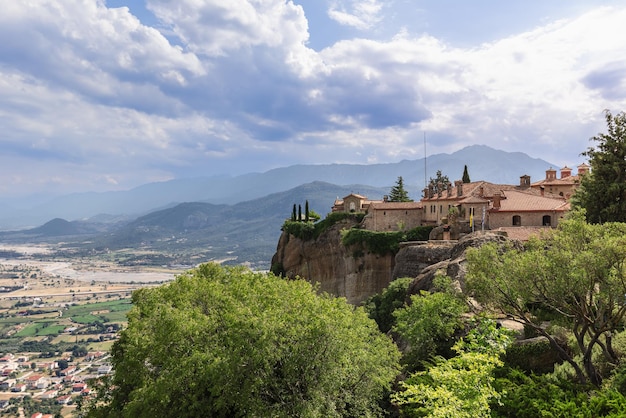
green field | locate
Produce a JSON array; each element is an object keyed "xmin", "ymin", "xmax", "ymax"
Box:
[{"xmin": 1, "ymin": 298, "xmax": 133, "ymax": 339}]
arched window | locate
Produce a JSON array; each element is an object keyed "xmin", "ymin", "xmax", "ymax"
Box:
[
  {"xmin": 542, "ymin": 215, "xmax": 551, "ymax": 226},
  {"xmin": 512, "ymin": 215, "xmax": 521, "ymax": 226},
  {"xmin": 349, "ymin": 202, "xmax": 356, "ymax": 212}
]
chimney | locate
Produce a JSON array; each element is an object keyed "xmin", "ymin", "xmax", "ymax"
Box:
[
  {"xmin": 454, "ymin": 180, "xmax": 463, "ymax": 197},
  {"xmin": 446, "ymin": 183, "xmax": 452, "ymax": 197},
  {"xmin": 578, "ymin": 163, "xmax": 590, "ymax": 176},
  {"xmin": 479, "ymin": 186, "xmax": 484, "ymax": 197},
  {"xmin": 546, "ymin": 167, "xmax": 556, "ymax": 180},
  {"xmin": 540, "ymin": 186, "xmax": 545, "ymax": 197},
  {"xmin": 383, "ymin": 195, "xmax": 388, "ymax": 202},
  {"xmin": 560, "ymin": 166, "xmax": 572, "ymax": 179},
  {"xmin": 493, "ymin": 192, "xmax": 501, "ymax": 209},
  {"xmin": 520, "ymin": 175, "xmax": 530, "ymax": 188}
]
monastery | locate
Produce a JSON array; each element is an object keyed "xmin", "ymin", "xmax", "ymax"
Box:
[{"xmin": 331, "ymin": 164, "xmax": 590, "ymax": 240}]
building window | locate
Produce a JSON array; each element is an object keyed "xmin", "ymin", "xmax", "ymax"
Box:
[
  {"xmin": 512, "ymin": 215, "xmax": 521, "ymax": 226},
  {"xmin": 542, "ymin": 215, "xmax": 551, "ymax": 226},
  {"xmin": 349, "ymin": 202, "xmax": 356, "ymax": 212}
]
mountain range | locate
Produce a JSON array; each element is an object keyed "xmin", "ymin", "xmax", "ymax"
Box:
[{"xmin": 0, "ymin": 145, "xmax": 557, "ymax": 269}]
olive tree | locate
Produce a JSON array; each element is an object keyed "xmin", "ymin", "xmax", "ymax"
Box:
[
  {"xmin": 466, "ymin": 211, "xmax": 626, "ymax": 386},
  {"xmin": 85, "ymin": 263, "xmax": 400, "ymax": 418}
]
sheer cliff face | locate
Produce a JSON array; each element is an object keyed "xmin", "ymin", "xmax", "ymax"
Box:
[{"xmin": 271, "ymin": 219, "xmax": 395, "ymax": 305}]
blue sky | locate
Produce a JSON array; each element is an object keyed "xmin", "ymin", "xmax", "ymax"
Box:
[{"xmin": 1, "ymin": 0, "xmax": 626, "ymax": 197}]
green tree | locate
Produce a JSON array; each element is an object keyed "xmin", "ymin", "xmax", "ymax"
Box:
[
  {"xmin": 85, "ymin": 263, "xmax": 400, "ymax": 418},
  {"xmin": 365, "ymin": 277, "xmax": 413, "ymax": 333},
  {"xmin": 305, "ymin": 200, "xmax": 310, "ymax": 222},
  {"xmin": 291, "ymin": 203, "xmax": 297, "ymax": 221},
  {"xmin": 466, "ymin": 211, "xmax": 626, "ymax": 386},
  {"xmin": 392, "ymin": 318, "xmax": 512, "ymax": 418},
  {"xmin": 573, "ymin": 110, "xmax": 626, "ymax": 223},
  {"xmin": 393, "ymin": 276, "xmax": 467, "ymax": 371},
  {"xmin": 389, "ymin": 176, "xmax": 412, "ymax": 202},
  {"xmin": 462, "ymin": 165, "xmax": 471, "ymax": 183},
  {"xmin": 428, "ymin": 170, "xmax": 450, "ymax": 194}
]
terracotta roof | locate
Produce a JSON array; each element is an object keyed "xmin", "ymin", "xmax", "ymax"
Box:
[
  {"xmin": 460, "ymin": 195, "xmax": 489, "ymax": 204},
  {"xmin": 493, "ymin": 190, "xmax": 569, "ymax": 212},
  {"xmin": 531, "ymin": 174, "xmax": 581, "ymax": 187},
  {"xmin": 369, "ymin": 201, "xmax": 423, "ymax": 210}
]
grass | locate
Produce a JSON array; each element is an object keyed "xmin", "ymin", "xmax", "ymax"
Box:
[{"xmin": 1, "ymin": 298, "xmax": 133, "ymax": 339}]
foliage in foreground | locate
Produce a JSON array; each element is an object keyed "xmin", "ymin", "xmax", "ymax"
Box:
[
  {"xmin": 393, "ymin": 277, "xmax": 468, "ymax": 371},
  {"xmin": 84, "ymin": 263, "xmax": 400, "ymax": 418},
  {"xmin": 492, "ymin": 368, "xmax": 626, "ymax": 418},
  {"xmin": 365, "ymin": 276, "xmax": 413, "ymax": 333},
  {"xmin": 466, "ymin": 210, "xmax": 626, "ymax": 386},
  {"xmin": 393, "ymin": 318, "xmax": 513, "ymax": 418}
]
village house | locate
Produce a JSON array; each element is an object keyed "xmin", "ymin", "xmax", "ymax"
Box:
[
  {"xmin": 39, "ymin": 389, "xmax": 59, "ymax": 399},
  {"xmin": 26, "ymin": 374, "xmax": 49, "ymax": 390},
  {"xmin": 56, "ymin": 394, "xmax": 72, "ymax": 405},
  {"xmin": 0, "ymin": 379, "xmax": 15, "ymax": 390}
]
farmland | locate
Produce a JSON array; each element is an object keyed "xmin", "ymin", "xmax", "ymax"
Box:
[{"xmin": 0, "ymin": 244, "xmax": 183, "ymax": 417}]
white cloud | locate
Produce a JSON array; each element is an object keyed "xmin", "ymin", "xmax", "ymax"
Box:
[
  {"xmin": 1, "ymin": 1, "xmax": 626, "ymax": 197},
  {"xmin": 327, "ymin": 0, "xmax": 384, "ymax": 30}
]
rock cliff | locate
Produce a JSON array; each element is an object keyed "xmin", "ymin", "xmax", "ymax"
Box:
[
  {"xmin": 271, "ymin": 218, "xmax": 396, "ymax": 305},
  {"xmin": 271, "ymin": 217, "xmax": 516, "ymax": 305}
]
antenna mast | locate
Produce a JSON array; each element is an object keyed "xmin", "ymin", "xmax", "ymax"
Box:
[{"xmin": 424, "ymin": 132, "xmax": 427, "ymax": 189}]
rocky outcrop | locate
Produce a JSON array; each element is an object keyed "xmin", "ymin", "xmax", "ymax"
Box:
[
  {"xmin": 271, "ymin": 218, "xmax": 395, "ymax": 305},
  {"xmin": 402, "ymin": 232, "xmax": 516, "ymax": 296},
  {"xmin": 272, "ymin": 217, "xmax": 519, "ymax": 305}
]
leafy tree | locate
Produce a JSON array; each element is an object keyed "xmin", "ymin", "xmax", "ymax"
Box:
[
  {"xmin": 462, "ymin": 165, "xmax": 471, "ymax": 183},
  {"xmin": 428, "ymin": 170, "xmax": 450, "ymax": 194},
  {"xmin": 85, "ymin": 263, "xmax": 400, "ymax": 418},
  {"xmin": 392, "ymin": 318, "xmax": 512, "ymax": 418},
  {"xmin": 72, "ymin": 344, "xmax": 88, "ymax": 357},
  {"xmin": 389, "ymin": 176, "xmax": 412, "ymax": 202},
  {"xmin": 573, "ymin": 110, "xmax": 626, "ymax": 223},
  {"xmin": 57, "ymin": 359, "xmax": 69, "ymax": 371},
  {"xmin": 365, "ymin": 277, "xmax": 413, "ymax": 333},
  {"xmin": 466, "ymin": 211, "xmax": 626, "ymax": 386},
  {"xmin": 393, "ymin": 276, "xmax": 467, "ymax": 371}
]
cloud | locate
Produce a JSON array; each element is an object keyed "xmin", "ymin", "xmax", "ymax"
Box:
[
  {"xmin": 327, "ymin": 0, "xmax": 384, "ymax": 30},
  {"xmin": 1, "ymin": 1, "xmax": 626, "ymax": 197}
]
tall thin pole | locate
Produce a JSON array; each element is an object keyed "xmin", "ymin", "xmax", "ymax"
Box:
[{"xmin": 424, "ymin": 132, "xmax": 427, "ymax": 189}]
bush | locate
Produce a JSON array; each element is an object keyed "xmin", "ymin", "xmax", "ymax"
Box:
[
  {"xmin": 342, "ymin": 226, "xmax": 436, "ymax": 257},
  {"xmin": 364, "ymin": 277, "xmax": 413, "ymax": 333}
]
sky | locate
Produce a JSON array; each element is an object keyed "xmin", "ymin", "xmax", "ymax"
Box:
[{"xmin": 2, "ymin": 0, "xmax": 626, "ymax": 198}]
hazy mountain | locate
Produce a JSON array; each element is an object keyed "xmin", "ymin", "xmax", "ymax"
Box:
[
  {"xmin": 0, "ymin": 145, "xmax": 555, "ymax": 229},
  {"xmin": 59, "ymin": 182, "xmax": 389, "ymax": 269}
]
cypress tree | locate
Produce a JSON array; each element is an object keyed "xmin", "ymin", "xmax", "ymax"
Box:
[
  {"xmin": 291, "ymin": 204, "xmax": 297, "ymax": 221},
  {"xmin": 298, "ymin": 204, "xmax": 302, "ymax": 222},
  {"xmin": 462, "ymin": 165, "xmax": 471, "ymax": 183},
  {"xmin": 305, "ymin": 200, "xmax": 310, "ymax": 222}
]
